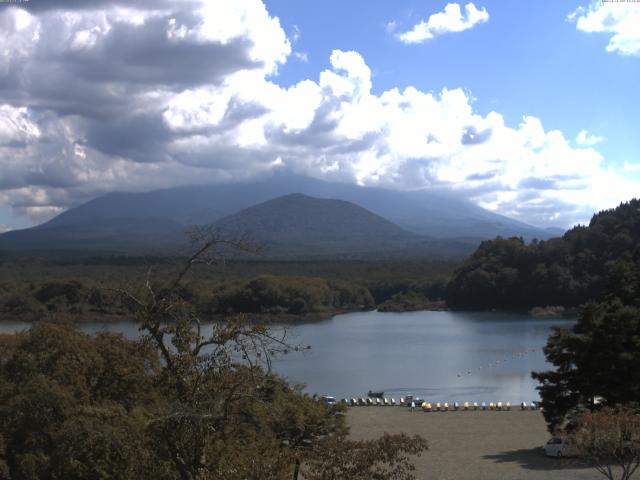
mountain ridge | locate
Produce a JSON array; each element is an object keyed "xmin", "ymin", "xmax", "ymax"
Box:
[{"xmin": 0, "ymin": 173, "xmax": 562, "ymax": 258}]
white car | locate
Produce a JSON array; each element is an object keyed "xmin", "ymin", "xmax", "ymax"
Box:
[
  {"xmin": 320, "ymin": 395, "xmax": 336, "ymax": 406},
  {"xmin": 544, "ymin": 437, "xmax": 576, "ymax": 458}
]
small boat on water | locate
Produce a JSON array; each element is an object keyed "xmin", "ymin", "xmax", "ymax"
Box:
[{"xmin": 367, "ymin": 390, "xmax": 385, "ymax": 398}]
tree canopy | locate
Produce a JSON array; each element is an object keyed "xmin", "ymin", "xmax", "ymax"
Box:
[
  {"xmin": 446, "ymin": 199, "xmax": 640, "ymax": 310},
  {"xmin": 532, "ymin": 300, "xmax": 640, "ymax": 432}
]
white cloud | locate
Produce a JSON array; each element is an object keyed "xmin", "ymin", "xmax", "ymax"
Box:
[
  {"xmin": 293, "ymin": 51, "xmax": 309, "ymax": 62},
  {"xmin": 575, "ymin": 129, "xmax": 604, "ymax": 146},
  {"xmin": 623, "ymin": 161, "xmax": 640, "ymax": 172},
  {"xmin": 0, "ymin": 224, "xmax": 11, "ymax": 233},
  {"xmin": 291, "ymin": 24, "xmax": 301, "ymax": 43},
  {"xmin": 0, "ymin": 0, "xmax": 637, "ymax": 230},
  {"xmin": 398, "ymin": 2, "xmax": 489, "ymax": 44},
  {"xmin": 569, "ymin": 2, "xmax": 640, "ymax": 56}
]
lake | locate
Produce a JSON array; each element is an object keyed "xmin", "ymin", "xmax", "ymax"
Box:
[{"xmin": 0, "ymin": 310, "xmax": 573, "ymax": 403}]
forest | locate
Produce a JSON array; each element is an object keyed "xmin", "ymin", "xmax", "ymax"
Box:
[
  {"xmin": 446, "ymin": 199, "xmax": 640, "ymax": 310},
  {"xmin": 0, "ymin": 259, "xmax": 452, "ymax": 321}
]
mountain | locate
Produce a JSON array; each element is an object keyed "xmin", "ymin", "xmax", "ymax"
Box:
[
  {"xmin": 210, "ymin": 193, "xmax": 423, "ymax": 258},
  {"xmin": 0, "ymin": 172, "xmax": 557, "ymax": 257},
  {"xmin": 544, "ymin": 226, "xmax": 566, "ymax": 236},
  {"xmin": 34, "ymin": 172, "xmax": 553, "ymax": 238},
  {"xmin": 214, "ymin": 193, "xmax": 413, "ymax": 242}
]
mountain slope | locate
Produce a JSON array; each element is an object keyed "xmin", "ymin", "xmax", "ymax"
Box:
[
  {"xmin": 214, "ymin": 193, "xmax": 414, "ymax": 242},
  {"xmin": 0, "ymin": 172, "xmax": 557, "ymax": 256},
  {"xmin": 37, "ymin": 173, "xmax": 552, "ymax": 239},
  {"xmin": 211, "ymin": 193, "xmax": 426, "ymax": 258},
  {"xmin": 0, "ymin": 217, "xmax": 183, "ymax": 252}
]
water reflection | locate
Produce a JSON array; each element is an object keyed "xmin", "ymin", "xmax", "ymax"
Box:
[{"xmin": 270, "ymin": 310, "xmax": 574, "ymax": 402}]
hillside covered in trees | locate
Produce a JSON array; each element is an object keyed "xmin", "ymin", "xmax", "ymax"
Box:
[{"xmin": 446, "ymin": 199, "xmax": 640, "ymax": 310}]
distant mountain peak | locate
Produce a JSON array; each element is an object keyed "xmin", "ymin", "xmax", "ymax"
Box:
[
  {"xmin": 0, "ymin": 174, "xmax": 560, "ymax": 258},
  {"xmin": 213, "ymin": 193, "xmax": 414, "ymax": 243}
]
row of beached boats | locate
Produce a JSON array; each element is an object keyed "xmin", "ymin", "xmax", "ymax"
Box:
[{"xmin": 339, "ymin": 397, "xmax": 541, "ymax": 411}]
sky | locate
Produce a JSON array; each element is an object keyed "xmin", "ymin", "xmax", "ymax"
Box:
[{"xmin": 0, "ymin": 0, "xmax": 638, "ymax": 232}]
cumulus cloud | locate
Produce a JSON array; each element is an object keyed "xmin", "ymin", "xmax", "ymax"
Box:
[
  {"xmin": 398, "ymin": 2, "xmax": 489, "ymax": 44},
  {"xmin": 569, "ymin": 2, "xmax": 640, "ymax": 56},
  {"xmin": 575, "ymin": 129, "xmax": 604, "ymax": 146},
  {"xmin": 0, "ymin": 0, "xmax": 637, "ymax": 230}
]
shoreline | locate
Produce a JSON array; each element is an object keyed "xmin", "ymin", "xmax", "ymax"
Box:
[{"xmin": 0, "ymin": 304, "xmax": 580, "ymax": 324}]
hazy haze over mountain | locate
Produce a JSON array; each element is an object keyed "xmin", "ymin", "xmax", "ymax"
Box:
[{"xmin": 0, "ymin": 173, "xmax": 562, "ymax": 258}]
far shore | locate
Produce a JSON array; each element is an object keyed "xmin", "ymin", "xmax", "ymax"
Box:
[{"xmin": 0, "ymin": 304, "xmax": 583, "ymax": 325}]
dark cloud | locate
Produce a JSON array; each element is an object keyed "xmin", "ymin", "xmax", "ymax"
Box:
[
  {"xmin": 21, "ymin": 0, "xmax": 199, "ymax": 12},
  {"xmin": 518, "ymin": 177, "xmax": 557, "ymax": 190},
  {"xmin": 84, "ymin": 113, "xmax": 174, "ymax": 162},
  {"xmin": 391, "ymin": 157, "xmax": 441, "ymax": 189},
  {"xmin": 451, "ymin": 180, "xmax": 514, "ymax": 198},
  {"xmin": 466, "ymin": 170, "xmax": 499, "ymax": 181},
  {"xmin": 172, "ymin": 143, "xmax": 276, "ymax": 171},
  {"xmin": 220, "ymin": 97, "xmax": 270, "ymax": 128},
  {"xmin": 13, "ymin": 65, "xmax": 140, "ymax": 119},
  {"xmin": 60, "ymin": 17, "xmax": 261, "ymax": 89},
  {"xmin": 327, "ymin": 132, "xmax": 380, "ymax": 155},
  {"xmin": 265, "ymin": 96, "xmax": 342, "ymax": 149},
  {"xmin": 0, "ymin": 6, "xmax": 263, "ymax": 121},
  {"xmin": 461, "ymin": 125, "xmax": 492, "ymax": 145},
  {"xmin": 518, "ymin": 176, "xmax": 587, "ymax": 192}
]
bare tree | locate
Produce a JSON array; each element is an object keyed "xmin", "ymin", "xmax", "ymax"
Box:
[
  {"xmin": 569, "ymin": 408, "xmax": 640, "ymax": 480},
  {"xmin": 115, "ymin": 229, "xmax": 298, "ymax": 480},
  {"xmin": 110, "ymin": 229, "xmax": 426, "ymax": 480}
]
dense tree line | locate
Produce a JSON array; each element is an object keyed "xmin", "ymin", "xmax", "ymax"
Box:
[
  {"xmin": 446, "ymin": 199, "xmax": 640, "ymax": 310},
  {"xmin": 210, "ymin": 275, "xmax": 374, "ymax": 315},
  {"xmin": 445, "ymin": 199, "xmax": 640, "ymax": 445},
  {"xmin": 0, "ymin": 270, "xmax": 448, "ymax": 320}
]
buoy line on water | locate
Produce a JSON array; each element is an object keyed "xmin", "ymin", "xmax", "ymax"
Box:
[{"xmin": 456, "ymin": 347, "xmax": 539, "ymax": 378}]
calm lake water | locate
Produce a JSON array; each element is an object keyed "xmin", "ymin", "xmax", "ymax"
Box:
[{"xmin": 0, "ymin": 310, "xmax": 574, "ymax": 403}]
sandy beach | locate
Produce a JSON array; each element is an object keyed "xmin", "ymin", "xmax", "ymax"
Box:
[{"xmin": 347, "ymin": 407, "xmax": 604, "ymax": 480}]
